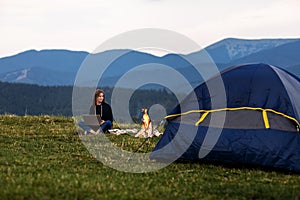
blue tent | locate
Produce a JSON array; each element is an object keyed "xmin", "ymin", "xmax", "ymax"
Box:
[{"xmin": 151, "ymin": 63, "xmax": 300, "ymax": 172}]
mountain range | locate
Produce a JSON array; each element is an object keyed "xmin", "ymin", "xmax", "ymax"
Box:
[{"xmin": 0, "ymin": 38, "xmax": 300, "ymax": 87}]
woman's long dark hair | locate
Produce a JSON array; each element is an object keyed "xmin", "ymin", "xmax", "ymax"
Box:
[{"xmin": 94, "ymin": 89, "xmax": 105, "ymax": 105}]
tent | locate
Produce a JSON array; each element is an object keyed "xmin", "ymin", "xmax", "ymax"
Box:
[{"xmin": 150, "ymin": 63, "xmax": 300, "ymax": 172}]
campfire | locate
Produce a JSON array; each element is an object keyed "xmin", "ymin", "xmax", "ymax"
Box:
[{"xmin": 135, "ymin": 108, "xmax": 153, "ymax": 138}]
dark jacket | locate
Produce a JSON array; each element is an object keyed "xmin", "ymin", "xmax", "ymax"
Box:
[{"xmin": 89, "ymin": 102, "xmax": 113, "ymax": 122}]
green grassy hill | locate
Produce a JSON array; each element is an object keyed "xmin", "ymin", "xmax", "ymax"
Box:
[{"xmin": 0, "ymin": 115, "xmax": 300, "ymax": 199}]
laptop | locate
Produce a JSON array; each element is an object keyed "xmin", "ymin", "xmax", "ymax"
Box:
[{"xmin": 82, "ymin": 115, "xmax": 102, "ymax": 130}]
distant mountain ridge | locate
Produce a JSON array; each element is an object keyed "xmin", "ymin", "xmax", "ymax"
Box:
[
  {"xmin": 227, "ymin": 40, "xmax": 300, "ymax": 68},
  {"xmin": 0, "ymin": 38, "xmax": 299, "ymax": 86},
  {"xmin": 0, "ymin": 49, "xmax": 88, "ymax": 73},
  {"xmin": 204, "ymin": 38, "xmax": 299, "ymax": 63},
  {"xmin": 0, "ymin": 67, "xmax": 76, "ymax": 85}
]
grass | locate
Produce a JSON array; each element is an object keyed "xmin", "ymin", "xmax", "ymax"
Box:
[{"xmin": 0, "ymin": 115, "xmax": 300, "ymax": 199}]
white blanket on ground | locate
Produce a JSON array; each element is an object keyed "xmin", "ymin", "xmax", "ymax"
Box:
[
  {"xmin": 108, "ymin": 128, "xmax": 138, "ymax": 135},
  {"xmin": 108, "ymin": 128, "xmax": 162, "ymax": 137}
]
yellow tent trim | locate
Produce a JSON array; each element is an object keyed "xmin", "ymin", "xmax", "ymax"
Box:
[
  {"xmin": 262, "ymin": 110, "xmax": 270, "ymax": 129},
  {"xmin": 195, "ymin": 112, "xmax": 209, "ymax": 126},
  {"xmin": 165, "ymin": 107, "xmax": 300, "ymax": 128}
]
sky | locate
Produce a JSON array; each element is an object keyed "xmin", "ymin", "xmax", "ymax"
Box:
[{"xmin": 0, "ymin": 0, "xmax": 300, "ymax": 57}]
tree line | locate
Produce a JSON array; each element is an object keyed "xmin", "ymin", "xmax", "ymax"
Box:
[{"xmin": 0, "ymin": 82, "xmax": 178, "ymax": 121}]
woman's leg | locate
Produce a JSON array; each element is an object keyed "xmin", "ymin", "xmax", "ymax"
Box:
[
  {"xmin": 100, "ymin": 120, "xmax": 112, "ymax": 133},
  {"xmin": 78, "ymin": 120, "xmax": 97, "ymax": 134}
]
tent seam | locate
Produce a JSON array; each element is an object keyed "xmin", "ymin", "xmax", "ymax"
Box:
[{"xmin": 165, "ymin": 107, "xmax": 300, "ymax": 128}]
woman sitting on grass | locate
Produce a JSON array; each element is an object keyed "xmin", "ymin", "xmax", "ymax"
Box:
[{"xmin": 78, "ymin": 89, "xmax": 113, "ymax": 134}]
